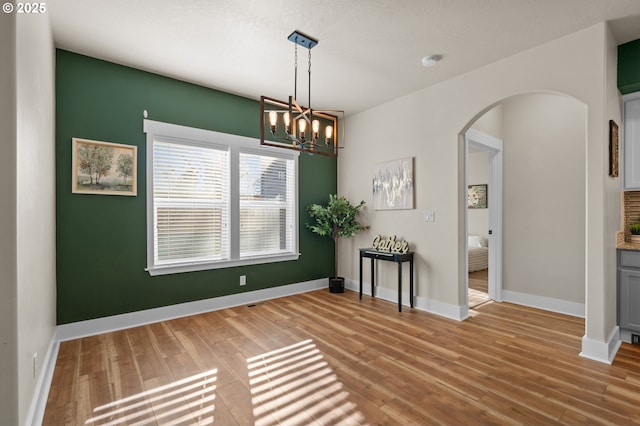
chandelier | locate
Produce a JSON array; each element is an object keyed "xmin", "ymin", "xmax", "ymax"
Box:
[{"xmin": 260, "ymin": 30, "xmax": 342, "ymax": 157}]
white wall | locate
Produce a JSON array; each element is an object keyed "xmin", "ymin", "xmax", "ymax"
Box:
[
  {"xmin": 0, "ymin": 11, "xmax": 18, "ymax": 426},
  {"xmin": 339, "ymin": 23, "xmax": 619, "ymax": 356},
  {"xmin": 471, "ymin": 105, "xmax": 504, "ymax": 139},
  {"xmin": 602, "ymin": 25, "xmax": 623, "ymax": 345},
  {"xmin": 501, "ymin": 94, "xmax": 586, "ymax": 303},
  {"xmin": 16, "ymin": 13, "xmax": 57, "ymax": 425},
  {"xmin": 467, "ymin": 151, "xmax": 489, "ymax": 239}
]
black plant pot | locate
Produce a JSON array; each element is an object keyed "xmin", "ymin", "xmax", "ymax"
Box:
[{"xmin": 329, "ymin": 277, "xmax": 345, "ymax": 293}]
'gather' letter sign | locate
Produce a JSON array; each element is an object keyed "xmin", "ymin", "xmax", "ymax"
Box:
[{"xmin": 372, "ymin": 235, "xmax": 410, "ymax": 254}]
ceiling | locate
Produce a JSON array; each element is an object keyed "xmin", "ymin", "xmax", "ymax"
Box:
[{"xmin": 49, "ymin": 0, "xmax": 640, "ymax": 116}]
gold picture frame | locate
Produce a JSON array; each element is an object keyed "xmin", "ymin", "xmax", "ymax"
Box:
[
  {"xmin": 468, "ymin": 184, "xmax": 488, "ymax": 209},
  {"xmin": 609, "ymin": 119, "xmax": 619, "ymax": 178},
  {"xmin": 72, "ymin": 138, "xmax": 137, "ymax": 196}
]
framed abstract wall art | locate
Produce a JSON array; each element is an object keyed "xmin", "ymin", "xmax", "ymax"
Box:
[{"xmin": 372, "ymin": 157, "xmax": 414, "ymax": 210}]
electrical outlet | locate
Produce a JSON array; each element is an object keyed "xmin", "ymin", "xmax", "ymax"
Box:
[
  {"xmin": 33, "ymin": 353, "xmax": 38, "ymax": 378},
  {"xmin": 240, "ymin": 275, "xmax": 246, "ymax": 286},
  {"xmin": 424, "ymin": 211, "xmax": 435, "ymax": 222}
]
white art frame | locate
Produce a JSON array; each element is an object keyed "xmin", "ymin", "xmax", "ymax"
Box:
[{"xmin": 372, "ymin": 157, "xmax": 414, "ymax": 210}]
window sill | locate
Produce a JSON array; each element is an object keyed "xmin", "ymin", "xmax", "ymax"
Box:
[{"xmin": 146, "ymin": 253, "xmax": 300, "ymax": 276}]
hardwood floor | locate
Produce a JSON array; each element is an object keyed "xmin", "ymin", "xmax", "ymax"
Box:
[
  {"xmin": 469, "ymin": 269, "xmax": 489, "ymax": 308},
  {"xmin": 43, "ymin": 289, "xmax": 640, "ymax": 425},
  {"xmin": 469, "ymin": 269, "xmax": 488, "ymax": 293}
]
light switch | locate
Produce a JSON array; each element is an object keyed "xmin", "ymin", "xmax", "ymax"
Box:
[{"xmin": 425, "ymin": 211, "xmax": 435, "ymax": 222}]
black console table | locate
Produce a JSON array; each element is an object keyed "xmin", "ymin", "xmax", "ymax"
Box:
[{"xmin": 359, "ymin": 248, "xmax": 414, "ymax": 312}]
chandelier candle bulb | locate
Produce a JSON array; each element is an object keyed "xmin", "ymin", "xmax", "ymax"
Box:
[
  {"xmin": 269, "ymin": 111, "xmax": 278, "ymax": 132},
  {"xmin": 298, "ymin": 119, "xmax": 306, "ymax": 139},
  {"xmin": 312, "ymin": 119, "xmax": 320, "ymax": 139},
  {"xmin": 326, "ymin": 125, "xmax": 333, "ymax": 143},
  {"xmin": 284, "ymin": 112, "xmax": 290, "ymax": 132}
]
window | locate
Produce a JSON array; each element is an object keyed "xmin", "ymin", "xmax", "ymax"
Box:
[
  {"xmin": 239, "ymin": 152, "xmax": 296, "ymax": 258},
  {"xmin": 144, "ymin": 120, "xmax": 299, "ymax": 276}
]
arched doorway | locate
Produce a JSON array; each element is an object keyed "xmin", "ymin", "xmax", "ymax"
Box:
[{"xmin": 461, "ymin": 93, "xmax": 587, "ymax": 318}]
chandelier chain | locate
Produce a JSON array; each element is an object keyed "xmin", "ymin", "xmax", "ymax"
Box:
[
  {"xmin": 308, "ymin": 48, "xmax": 312, "ymax": 116},
  {"xmin": 293, "ymin": 44, "xmax": 298, "ymax": 100}
]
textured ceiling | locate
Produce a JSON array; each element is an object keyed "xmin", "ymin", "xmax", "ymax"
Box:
[{"xmin": 49, "ymin": 0, "xmax": 640, "ymax": 115}]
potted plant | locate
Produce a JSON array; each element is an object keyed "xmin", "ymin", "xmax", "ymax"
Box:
[
  {"xmin": 630, "ymin": 223, "xmax": 640, "ymax": 244},
  {"xmin": 307, "ymin": 194, "xmax": 369, "ymax": 293}
]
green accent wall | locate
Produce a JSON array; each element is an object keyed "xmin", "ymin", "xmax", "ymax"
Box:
[
  {"xmin": 56, "ymin": 50, "xmax": 336, "ymax": 324},
  {"xmin": 618, "ymin": 38, "xmax": 640, "ymax": 95}
]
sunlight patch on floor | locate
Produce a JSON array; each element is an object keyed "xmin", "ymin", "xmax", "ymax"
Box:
[
  {"xmin": 247, "ymin": 340, "xmax": 367, "ymax": 425},
  {"xmin": 468, "ymin": 288, "xmax": 490, "ymax": 309},
  {"xmin": 85, "ymin": 368, "xmax": 217, "ymax": 425}
]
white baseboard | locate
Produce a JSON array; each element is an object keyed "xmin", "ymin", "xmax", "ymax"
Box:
[
  {"xmin": 501, "ymin": 289, "xmax": 585, "ymax": 318},
  {"xmin": 26, "ymin": 333, "xmax": 59, "ymax": 426},
  {"xmin": 345, "ymin": 278, "xmax": 465, "ymax": 321},
  {"xmin": 580, "ymin": 326, "xmax": 621, "ymax": 364},
  {"xmin": 56, "ymin": 279, "xmax": 327, "ymax": 342},
  {"xmin": 619, "ymin": 328, "xmax": 640, "ymax": 344},
  {"xmin": 348, "ymin": 280, "xmax": 588, "ymax": 321}
]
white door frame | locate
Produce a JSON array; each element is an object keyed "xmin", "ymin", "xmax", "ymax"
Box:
[{"xmin": 465, "ymin": 129, "xmax": 503, "ymax": 302}]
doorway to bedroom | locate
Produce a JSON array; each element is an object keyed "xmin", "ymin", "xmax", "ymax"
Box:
[{"xmin": 465, "ymin": 128, "xmax": 503, "ymax": 309}]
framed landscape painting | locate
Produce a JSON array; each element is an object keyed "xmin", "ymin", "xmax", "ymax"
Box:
[{"xmin": 72, "ymin": 138, "xmax": 137, "ymax": 196}]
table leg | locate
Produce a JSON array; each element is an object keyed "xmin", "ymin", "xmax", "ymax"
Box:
[
  {"xmin": 371, "ymin": 258, "xmax": 375, "ymax": 297},
  {"xmin": 398, "ymin": 262, "xmax": 402, "ymax": 312},
  {"xmin": 359, "ymin": 252, "xmax": 363, "ymax": 300},
  {"xmin": 410, "ymin": 259, "xmax": 414, "ymax": 308}
]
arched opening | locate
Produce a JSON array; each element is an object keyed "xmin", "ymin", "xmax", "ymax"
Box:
[{"xmin": 460, "ymin": 92, "xmax": 587, "ymax": 319}]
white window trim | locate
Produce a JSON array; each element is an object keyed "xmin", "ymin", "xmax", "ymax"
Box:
[{"xmin": 144, "ymin": 119, "xmax": 299, "ymax": 276}]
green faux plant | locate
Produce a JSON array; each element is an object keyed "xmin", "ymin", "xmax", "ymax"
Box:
[
  {"xmin": 306, "ymin": 194, "xmax": 369, "ymax": 277},
  {"xmin": 630, "ymin": 223, "xmax": 640, "ymax": 235}
]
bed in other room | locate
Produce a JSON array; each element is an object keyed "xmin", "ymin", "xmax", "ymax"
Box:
[{"xmin": 468, "ymin": 234, "xmax": 488, "ymax": 272}]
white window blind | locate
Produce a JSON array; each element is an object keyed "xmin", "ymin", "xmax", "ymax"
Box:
[
  {"xmin": 153, "ymin": 140, "xmax": 229, "ymax": 264},
  {"xmin": 239, "ymin": 151, "xmax": 295, "ymax": 258},
  {"xmin": 144, "ymin": 119, "xmax": 299, "ymax": 276}
]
